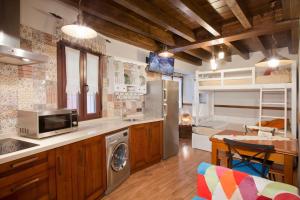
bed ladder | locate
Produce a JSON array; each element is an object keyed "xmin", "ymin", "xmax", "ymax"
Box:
[{"xmin": 259, "ymin": 88, "xmax": 288, "ymax": 137}]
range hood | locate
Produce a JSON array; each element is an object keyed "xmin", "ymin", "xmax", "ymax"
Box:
[{"xmin": 0, "ymin": 0, "xmax": 48, "ymax": 66}]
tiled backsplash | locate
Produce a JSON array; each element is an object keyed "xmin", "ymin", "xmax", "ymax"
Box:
[{"xmin": 0, "ymin": 25, "xmax": 160, "ymax": 132}]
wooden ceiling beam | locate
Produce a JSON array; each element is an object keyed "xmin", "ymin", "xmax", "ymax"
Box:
[
  {"xmin": 173, "ymin": 0, "xmax": 221, "ymax": 37},
  {"xmin": 60, "ymin": 1, "xmax": 202, "ymax": 65},
  {"xmin": 173, "ymin": 0, "xmax": 236, "ymax": 61},
  {"xmin": 251, "ymin": 37, "xmax": 269, "ymax": 57},
  {"xmin": 113, "ymin": 0, "xmax": 196, "ymax": 42},
  {"xmin": 60, "ymin": 0, "xmax": 175, "ymax": 46},
  {"xmin": 281, "ymin": 0, "xmax": 300, "ymax": 54},
  {"xmin": 83, "ymin": 13, "xmax": 159, "ymax": 51},
  {"xmin": 224, "ymin": 0, "xmax": 251, "ymax": 29},
  {"xmin": 201, "ymin": 46, "xmax": 213, "ymax": 53},
  {"xmin": 224, "ymin": 42, "xmax": 249, "ymax": 60},
  {"xmin": 224, "ymin": 0, "xmax": 269, "ymax": 57},
  {"xmin": 170, "ymin": 19, "xmax": 296, "ymax": 52},
  {"xmin": 174, "ymin": 52, "xmax": 202, "ymax": 65},
  {"xmin": 185, "ymin": 49, "xmax": 211, "ymax": 61}
]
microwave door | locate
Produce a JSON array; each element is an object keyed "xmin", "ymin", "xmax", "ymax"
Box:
[{"xmin": 39, "ymin": 114, "xmax": 72, "ymax": 134}]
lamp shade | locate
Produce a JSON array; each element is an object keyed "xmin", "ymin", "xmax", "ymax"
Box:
[
  {"xmin": 158, "ymin": 51, "xmax": 174, "ymax": 58},
  {"xmin": 61, "ymin": 24, "xmax": 97, "ymax": 39},
  {"xmin": 255, "ymin": 55, "xmax": 293, "ymax": 68}
]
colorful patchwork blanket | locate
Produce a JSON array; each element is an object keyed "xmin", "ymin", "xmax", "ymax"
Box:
[{"xmin": 194, "ymin": 162, "xmax": 299, "ymax": 200}]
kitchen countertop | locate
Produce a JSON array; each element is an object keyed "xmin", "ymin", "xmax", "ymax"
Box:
[{"xmin": 0, "ymin": 117, "xmax": 163, "ymax": 164}]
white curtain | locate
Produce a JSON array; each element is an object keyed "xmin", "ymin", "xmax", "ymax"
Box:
[
  {"xmin": 65, "ymin": 47, "xmax": 80, "ymax": 95},
  {"xmin": 86, "ymin": 53, "xmax": 99, "ymax": 95}
]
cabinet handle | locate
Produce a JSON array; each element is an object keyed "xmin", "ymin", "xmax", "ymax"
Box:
[
  {"xmin": 11, "ymin": 178, "xmax": 40, "ymax": 192},
  {"xmin": 57, "ymin": 156, "xmax": 62, "ymax": 176},
  {"xmin": 11, "ymin": 157, "xmax": 38, "ymax": 168}
]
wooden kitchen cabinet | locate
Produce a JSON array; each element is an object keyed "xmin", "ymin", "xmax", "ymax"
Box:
[
  {"xmin": 76, "ymin": 136, "xmax": 106, "ymax": 200},
  {"xmin": 130, "ymin": 124, "xmax": 149, "ymax": 171},
  {"xmin": 0, "ymin": 150, "xmax": 56, "ymax": 200},
  {"xmin": 130, "ymin": 121, "xmax": 163, "ymax": 173},
  {"xmin": 56, "ymin": 135, "xmax": 106, "ymax": 200},
  {"xmin": 147, "ymin": 121, "xmax": 163, "ymax": 163},
  {"xmin": 55, "ymin": 145, "xmax": 74, "ymax": 200}
]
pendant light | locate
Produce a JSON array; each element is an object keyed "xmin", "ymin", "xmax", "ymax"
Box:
[
  {"xmin": 218, "ymin": 46, "xmax": 225, "ymax": 59},
  {"xmin": 210, "ymin": 46, "xmax": 218, "ymax": 70},
  {"xmin": 158, "ymin": 45, "xmax": 174, "ymax": 58},
  {"xmin": 61, "ymin": 0, "xmax": 97, "ymax": 39},
  {"xmin": 255, "ymin": 36, "xmax": 293, "ymax": 68},
  {"xmin": 210, "ymin": 58, "xmax": 217, "ymax": 70},
  {"xmin": 255, "ymin": 2, "xmax": 293, "ymax": 68}
]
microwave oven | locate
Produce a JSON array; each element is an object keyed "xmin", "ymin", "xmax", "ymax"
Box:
[{"xmin": 17, "ymin": 109, "xmax": 78, "ymax": 139}]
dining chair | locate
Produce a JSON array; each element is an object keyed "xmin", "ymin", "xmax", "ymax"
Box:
[{"xmin": 223, "ymin": 138, "xmax": 275, "ymax": 179}]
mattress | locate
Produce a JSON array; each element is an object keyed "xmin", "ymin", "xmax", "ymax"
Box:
[
  {"xmin": 193, "ymin": 120, "xmax": 245, "ymax": 136},
  {"xmin": 192, "ymin": 126, "xmax": 221, "ymax": 137}
]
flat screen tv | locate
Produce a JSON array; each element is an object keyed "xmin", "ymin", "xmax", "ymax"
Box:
[{"xmin": 147, "ymin": 52, "xmax": 174, "ymax": 75}]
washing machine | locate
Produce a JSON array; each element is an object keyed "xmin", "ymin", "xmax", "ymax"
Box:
[{"xmin": 105, "ymin": 129, "xmax": 130, "ymax": 194}]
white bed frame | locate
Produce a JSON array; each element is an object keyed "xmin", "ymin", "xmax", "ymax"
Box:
[
  {"xmin": 192, "ymin": 133, "xmax": 212, "ymax": 152},
  {"xmin": 192, "ymin": 63, "xmax": 297, "ymax": 151}
]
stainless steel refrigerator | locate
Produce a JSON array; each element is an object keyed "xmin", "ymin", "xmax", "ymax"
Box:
[{"xmin": 145, "ymin": 80, "xmax": 179, "ymax": 160}]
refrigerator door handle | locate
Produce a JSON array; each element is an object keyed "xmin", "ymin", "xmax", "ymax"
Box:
[
  {"xmin": 163, "ymin": 103, "xmax": 167, "ymax": 117},
  {"xmin": 163, "ymin": 89, "xmax": 167, "ymax": 102}
]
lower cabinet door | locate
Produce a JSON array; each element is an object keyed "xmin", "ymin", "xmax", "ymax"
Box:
[
  {"xmin": 56, "ymin": 136, "xmax": 106, "ymax": 200},
  {"xmin": 130, "ymin": 124, "xmax": 149, "ymax": 172},
  {"xmin": 79, "ymin": 136, "xmax": 106, "ymax": 200},
  {"xmin": 147, "ymin": 121, "xmax": 163, "ymax": 163},
  {"xmin": 56, "ymin": 145, "xmax": 74, "ymax": 200}
]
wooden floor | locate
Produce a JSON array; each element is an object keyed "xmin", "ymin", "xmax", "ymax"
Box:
[{"xmin": 103, "ymin": 139, "xmax": 211, "ymax": 200}]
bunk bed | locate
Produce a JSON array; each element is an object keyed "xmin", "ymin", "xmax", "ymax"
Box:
[{"xmin": 192, "ymin": 63, "xmax": 297, "ymax": 152}]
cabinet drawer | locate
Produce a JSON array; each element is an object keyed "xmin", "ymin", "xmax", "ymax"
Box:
[
  {"xmin": 0, "ymin": 151, "xmax": 49, "ymax": 176},
  {"xmin": 0, "ymin": 170, "xmax": 52, "ymax": 199},
  {"xmin": 0, "ymin": 150, "xmax": 56, "ymax": 199}
]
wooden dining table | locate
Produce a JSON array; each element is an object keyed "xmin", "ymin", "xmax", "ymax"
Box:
[{"xmin": 210, "ymin": 130, "xmax": 298, "ymax": 185}]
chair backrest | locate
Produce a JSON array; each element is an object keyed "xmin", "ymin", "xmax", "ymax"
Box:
[{"xmin": 223, "ymin": 138, "xmax": 275, "ymax": 178}]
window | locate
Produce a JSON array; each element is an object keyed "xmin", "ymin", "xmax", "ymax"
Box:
[
  {"xmin": 57, "ymin": 41, "xmax": 103, "ymax": 121},
  {"xmin": 162, "ymin": 75, "xmax": 183, "ymax": 108}
]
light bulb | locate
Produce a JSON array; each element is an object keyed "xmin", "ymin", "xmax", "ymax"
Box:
[
  {"xmin": 158, "ymin": 51, "xmax": 174, "ymax": 58},
  {"xmin": 267, "ymin": 57, "xmax": 279, "ymax": 68},
  {"xmin": 218, "ymin": 51, "xmax": 225, "ymax": 59},
  {"xmin": 210, "ymin": 58, "xmax": 217, "ymax": 70},
  {"xmin": 22, "ymin": 58, "xmax": 31, "ymax": 62}
]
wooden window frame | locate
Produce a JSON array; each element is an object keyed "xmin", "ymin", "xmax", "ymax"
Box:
[{"xmin": 57, "ymin": 40, "xmax": 103, "ymax": 121}]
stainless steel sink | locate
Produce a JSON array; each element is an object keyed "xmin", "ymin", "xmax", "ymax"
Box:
[{"xmin": 0, "ymin": 138, "xmax": 38, "ymax": 155}]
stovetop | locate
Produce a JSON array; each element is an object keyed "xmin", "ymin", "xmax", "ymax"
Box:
[{"xmin": 0, "ymin": 138, "xmax": 38, "ymax": 155}]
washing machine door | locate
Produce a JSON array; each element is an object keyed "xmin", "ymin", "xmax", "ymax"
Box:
[{"xmin": 111, "ymin": 142, "xmax": 128, "ymax": 172}]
